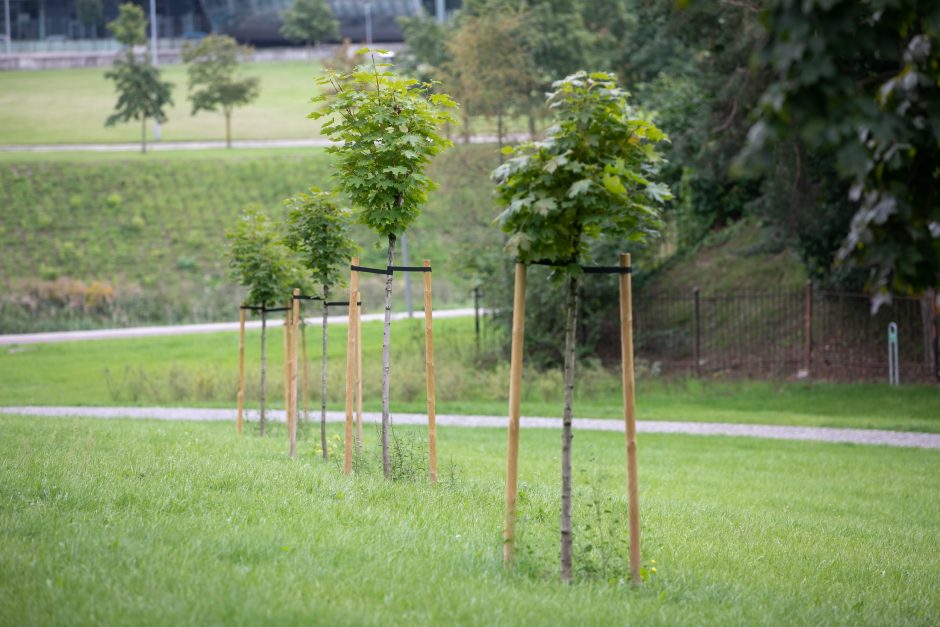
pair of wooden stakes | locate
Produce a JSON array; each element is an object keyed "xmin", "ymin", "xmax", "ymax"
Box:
[
  {"xmin": 503, "ymin": 253, "xmax": 642, "ymax": 584},
  {"xmin": 233, "ymin": 257, "xmax": 440, "ymax": 483}
]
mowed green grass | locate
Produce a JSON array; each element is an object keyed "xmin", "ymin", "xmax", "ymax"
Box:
[
  {"xmin": 1, "ymin": 415, "xmax": 938, "ymax": 625},
  {"xmin": 2, "ymin": 315, "xmax": 940, "ymax": 433},
  {"xmin": 0, "ymin": 61, "xmax": 326, "ymax": 144}
]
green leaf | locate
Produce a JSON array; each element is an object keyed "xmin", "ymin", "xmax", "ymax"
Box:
[
  {"xmin": 602, "ymin": 174, "xmax": 626, "ymax": 195},
  {"xmin": 567, "ymin": 179, "xmax": 593, "ymax": 197}
]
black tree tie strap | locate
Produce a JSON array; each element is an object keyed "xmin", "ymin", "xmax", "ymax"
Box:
[
  {"xmin": 388, "ymin": 265, "xmax": 432, "ymax": 273},
  {"xmin": 293, "ymin": 294, "xmax": 323, "ymax": 301},
  {"xmin": 351, "ymin": 264, "xmax": 390, "ymax": 275},
  {"xmin": 325, "ymin": 301, "xmax": 363, "ymax": 307}
]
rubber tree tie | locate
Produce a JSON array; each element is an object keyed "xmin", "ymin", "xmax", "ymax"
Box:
[
  {"xmin": 240, "ymin": 305, "xmax": 265, "ymax": 311},
  {"xmin": 581, "ymin": 266, "xmax": 632, "ymax": 274},
  {"xmin": 265, "ymin": 306, "xmax": 290, "ymax": 313},
  {"xmin": 293, "ymin": 294, "xmax": 323, "ymax": 301},
  {"xmin": 388, "ymin": 265, "xmax": 432, "ymax": 273},
  {"xmin": 350, "ymin": 264, "xmax": 390, "ymax": 275},
  {"xmin": 325, "ymin": 301, "xmax": 363, "ymax": 307}
]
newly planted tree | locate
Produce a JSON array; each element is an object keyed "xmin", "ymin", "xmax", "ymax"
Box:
[
  {"xmin": 311, "ymin": 49, "xmax": 456, "ymax": 478},
  {"xmin": 493, "ymin": 71, "xmax": 671, "ymax": 582},
  {"xmin": 227, "ymin": 208, "xmax": 304, "ymax": 436},
  {"xmin": 283, "ymin": 188, "xmax": 358, "ymax": 460},
  {"xmin": 105, "ymin": 3, "xmax": 173, "ymax": 153},
  {"xmin": 183, "ymin": 35, "xmax": 261, "ymax": 149}
]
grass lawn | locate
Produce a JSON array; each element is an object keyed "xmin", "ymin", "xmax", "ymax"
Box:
[
  {"xmin": 0, "ymin": 61, "xmax": 326, "ymax": 144},
  {"xmin": 1, "ymin": 415, "xmax": 938, "ymax": 625},
  {"xmin": 0, "ymin": 61, "xmax": 530, "ymax": 146},
  {"xmin": 2, "ymin": 316, "xmax": 939, "ymax": 433}
]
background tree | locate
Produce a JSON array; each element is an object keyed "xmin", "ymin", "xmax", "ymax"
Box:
[
  {"xmin": 105, "ymin": 3, "xmax": 173, "ymax": 153},
  {"xmin": 76, "ymin": 0, "xmax": 102, "ymax": 38},
  {"xmin": 311, "ymin": 49, "xmax": 456, "ymax": 479},
  {"xmin": 493, "ymin": 72, "xmax": 670, "ymax": 582},
  {"xmin": 183, "ymin": 35, "xmax": 261, "ymax": 149},
  {"xmin": 228, "ymin": 208, "xmax": 305, "ymax": 436},
  {"xmin": 280, "ymin": 0, "xmax": 339, "ymax": 51},
  {"xmin": 447, "ymin": 7, "xmax": 535, "ymax": 155},
  {"xmin": 107, "ymin": 2, "xmax": 147, "ymax": 48},
  {"xmin": 741, "ymin": 0, "xmax": 940, "ymax": 308},
  {"xmin": 283, "ymin": 188, "xmax": 358, "ymax": 460}
]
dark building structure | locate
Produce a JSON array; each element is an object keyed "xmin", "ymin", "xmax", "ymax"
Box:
[{"xmin": 2, "ymin": 0, "xmax": 430, "ymax": 45}]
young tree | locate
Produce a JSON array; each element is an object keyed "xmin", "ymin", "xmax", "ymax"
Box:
[
  {"xmin": 280, "ymin": 0, "xmax": 339, "ymax": 51},
  {"xmin": 311, "ymin": 49, "xmax": 456, "ymax": 479},
  {"xmin": 493, "ymin": 71, "xmax": 671, "ymax": 582},
  {"xmin": 228, "ymin": 208, "xmax": 304, "ymax": 436},
  {"xmin": 283, "ymin": 188, "xmax": 358, "ymax": 460},
  {"xmin": 105, "ymin": 3, "xmax": 173, "ymax": 153},
  {"xmin": 183, "ymin": 35, "xmax": 261, "ymax": 149}
]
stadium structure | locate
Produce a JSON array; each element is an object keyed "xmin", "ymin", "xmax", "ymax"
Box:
[{"xmin": 1, "ymin": 0, "xmax": 446, "ymax": 45}]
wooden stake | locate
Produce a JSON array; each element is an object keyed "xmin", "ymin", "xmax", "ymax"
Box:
[
  {"xmin": 284, "ymin": 306, "xmax": 291, "ymax": 433},
  {"xmin": 236, "ymin": 308, "xmax": 246, "ymax": 435},
  {"xmin": 290, "ymin": 288, "xmax": 300, "ymax": 459},
  {"xmin": 503, "ymin": 262, "xmax": 527, "ymax": 565},
  {"xmin": 619, "ymin": 253, "xmax": 641, "ymax": 585},
  {"xmin": 344, "ymin": 258, "xmax": 360, "ymax": 474},
  {"xmin": 423, "ymin": 259, "xmax": 437, "ymax": 484},
  {"xmin": 301, "ymin": 321, "xmax": 308, "ymax": 425},
  {"xmin": 356, "ymin": 290, "xmax": 364, "ymax": 450}
]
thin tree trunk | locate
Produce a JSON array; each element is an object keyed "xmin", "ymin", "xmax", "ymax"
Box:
[
  {"xmin": 528, "ymin": 108, "xmax": 537, "ymax": 140},
  {"xmin": 259, "ymin": 307, "xmax": 267, "ymax": 436},
  {"xmin": 321, "ymin": 284, "xmax": 329, "ymax": 460},
  {"xmin": 225, "ymin": 110, "xmax": 232, "ymax": 149},
  {"xmin": 497, "ymin": 110, "xmax": 504, "ymax": 165},
  {"xmin": 560, "ymin": 273, "xmax": 580, "ymax": 583},
  {"xmin": 141, "ymin": 117, "xmax": 147, "ymax": 154},
  {"xmin": 381, "ymin": 233, "xmax": 396, "ymax": 479},
  {"xmin": 462, "ymin": 106, "xmax": 471, "ymax": 145}
]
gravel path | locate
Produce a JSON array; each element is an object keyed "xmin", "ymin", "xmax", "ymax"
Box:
[
  {"xmin": 2, "ymin": 406, "xmax": 938, "ymax": 450},
  {"xmin": 0, "ymin": 134, "xmax": 528, "ymax": 153},
  {"xmin": 0, "ymin": 308, "xmax": 476, "ymax": 345}
]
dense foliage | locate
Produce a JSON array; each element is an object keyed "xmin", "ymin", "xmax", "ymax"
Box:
[
  {"xmin": 743, "ymin": 0, "xmax": 940, "ymax": 307},
  {"xmin": 226, "ymin": 208, "xmax": 305, "ymax": 308}
]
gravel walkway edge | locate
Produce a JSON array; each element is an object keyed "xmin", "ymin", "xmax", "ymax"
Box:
[{"xmin": 2, "ymin": 406, "xmax": 938, "ymax": 450}]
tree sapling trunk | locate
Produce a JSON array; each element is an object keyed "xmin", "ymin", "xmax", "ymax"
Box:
[
  {"xmin": 560, "ymin": 273, "xmax": 580, "ymax": 583},
  {"xmin": 381, "ymin": 233, "xmax": 396, "ymax": 479},
  {"xmin": 141, "ymin": 116, "xmax": 147, "ymax": 154},
  {"xmin": 321, "ymin": 284, "xmax": 329, "ymax": 460},
  {"xmin": 259, "ymin": 306, "xmax": 267, "ymax": 436},
  {"xmin": 225, "ymin": 108, "xmax": 232, "ymax": 149}
]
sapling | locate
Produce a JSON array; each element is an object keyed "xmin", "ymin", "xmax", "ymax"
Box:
[
  {"xmin": 283, "ymin": 188, "xmax": 358, "ymax": 460},
  {"xmin": 227, "ymin": 208, "xmax": 304, "ymax": 436},
  {"xmin": 493, "ymin": 71, "xmax": 671, "ymax": 582},
  {"xmin": 311, "ymin": 48, "xmax": 456, "ymax": 479}
]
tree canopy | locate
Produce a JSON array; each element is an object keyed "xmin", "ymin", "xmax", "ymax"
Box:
[
  {"xmin": 310, "ymin": 49, "xmax": 457, "ymax": 240},
  {"xmin": 283, "ymin": 188, "xmax": 359, "ymax": 294},
  {"xmin": 493, "ymin": 71, "xmax": 671, "ymax": 270},
  {"xmin": 280, "ymin": 0, "xmax": 339, "ymax": 47},
  {"xmin": 227, "ymin": 208, "xmax": 305, "ymax": 307},
  {"xmin": 107, "ymin": 3, "xmax": 147, "ymax": 48}
]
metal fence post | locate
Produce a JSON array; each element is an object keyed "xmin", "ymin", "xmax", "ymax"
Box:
[
  {"xmin": 804, "ymin": 280, "xmax": 813, "ymax": 378},
  {"xmin": 888, "ymin": 322, "xmax": 899, "ymax": 385},
  {"xmin": 693, "ymin": 287, "xmax": 701, "ymax": 377}
]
